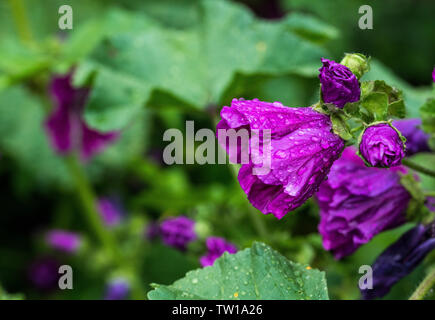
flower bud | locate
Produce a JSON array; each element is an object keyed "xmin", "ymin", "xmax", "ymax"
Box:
[
  {"xmin": 340, "ymin": 53, "xmax": 370, "ymax": 79},
  {"xmin": 359, "ymin": 123, "xmax": 405, "ymax": 168}
]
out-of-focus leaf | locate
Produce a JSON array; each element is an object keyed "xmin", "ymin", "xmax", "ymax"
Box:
[
  {"xmin": 148, "ymin": 242, "xmax": 329, "ymax": 300},
  {"xmin": 284, "ymin": 12, "xmax": 339, "ymax": 44},
  {"xmin": 0, "ymin": 86, "xmax": 71, "ymax": 188},
  {"xmin": 76, "ymin": 0, "xmax": 328, "ymax": 131}
]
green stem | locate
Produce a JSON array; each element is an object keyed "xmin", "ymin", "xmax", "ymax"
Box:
[
  {"xmin": 65, "ymin": 155, "xmax": 122, "ymax": 263},
  {"xmin": 7, "ymin": 0, "xmax": 34, "ymax": 45},
  {"xmin": 402, "ymin": 159, "xmax": 435, "ymax": 178},
  {"xmin": 65, "ymin": 155, "xmax": 146, "ymax": 299},
  {"xmin": 228, "ymin": 163, "xmax": 268, "ymax": 238},
  {"xmin": 409, "ymin": 267, "xmax": 435, "ymax": 300}
]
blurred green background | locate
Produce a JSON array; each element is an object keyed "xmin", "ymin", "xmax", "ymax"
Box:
[{"xmin": 0, "ymin": 0, "xmax": 434, "ymax": 300}]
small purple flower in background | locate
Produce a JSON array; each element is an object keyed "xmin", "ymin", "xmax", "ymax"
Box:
[
  {"xmin": 97, "ymin": 197, "xmax": 123, "ymax": 227},
  {"xmin": 217, "ymin": 98, "xmax": 344, "ymax": 219},
  {"xmin": 318, "ymin": 58, "xmax": 360, "ymax": 109},
  {"xmin": 361, "ymin": 223, "xmax": 435, "ymax": 299},
  {"xmin": 28, "ymin": 257, "xmax": 61, "ymax": 291},
  {"xmin": 45, "ymin": 74, "xmax": 119, "ymax": 161},
  {"xmin": 104, "ymin": 278, "xmax": 130, "ymax": 300},
  {"xmin": 200, "ymin": 237, "xmax": 237, "ymax": 267},
  {"xmin": 392, "ymin": 119, "xmax": 430, "ymax": 156},
  {"xmin": 359, "ymin": 123, "xmax": 405, "ymax": 168},
  {"xmin": 432, "ymin": 67, "xmax": 435, "ymax": 82},
  {"xmin": 426, "ymin": 197, "xmax": 435, "ymax": 212},
  {"xmin": 45, "ymin": 230, "xmax": 81, "ymax": 254},
  {"xmin": 317, "ymin": 147, "xmax": 411, "ymax": 259},
  {"xmin": 160, "ymin": 216, "xmax": 197, "ymax": 251}
]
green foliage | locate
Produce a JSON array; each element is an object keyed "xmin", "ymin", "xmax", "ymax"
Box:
[
  {"xmin": 148, "ymin": 242, "xmax": 329, "ymax": 300},
  {"xmin": 420, "ymin": 98, "xmax": 435, "ymax": 149},
  {"xmin": 75, "ymin": 0, "xmax": 328, "ymax": 131}
]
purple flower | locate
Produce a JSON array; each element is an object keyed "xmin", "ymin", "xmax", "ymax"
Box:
[
  {"xmin": 216, "ymin": 98, "xmax": 344, "ymax": 219},
  {"xmin": 318, "ymin": 58, "xmax": 360, "ymax": 109},
  {"xmin": 317, "ymin": 147, "xmax": 411, "ymax": 259},
  {"xmin": 45, "ymin": 74, "xmax": 119, "ymax": 161},
  {"xmin": 432, "ymin": 67, "xmax": 435, "ymax": 82},
  {"xmin": 200, "ymin": 237, "xmax": 237, "ymax": 267},
  {"xmin": 104, "ymin": 278, "xmax": 130, "ymax": 300},
  {"xmin": 28, "ymin": 257, "xmax": 61, "ymax": 291},
  {"xmin": 361, "ymin": 223, "xmax": 435, "ymax": 299},
  {"xmin": 392, "ymin": 119, "xmax": 430, "ymax": 156},
  {"xmin": 45, "ymin": 230, "xmax": 81, "ymax": 254},
  {"xmin": 97, "ymin": 197, "xmax": 123, "ymax": 227},
  {"xmin": 160, "ymin": 216, "xmax": 196, "ymax": 251},
  {"xmin": 359, "ymin": 123, "xmax": 405, "ymax": 168}
]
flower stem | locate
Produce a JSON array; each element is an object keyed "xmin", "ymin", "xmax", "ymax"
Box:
[
  {"xmin": 65, "ymin": 155, "xmax": 122, "ymax": 263},
  {"xmin": 409, "ymin": 267, "xmax": 435, "ymax": 300},
  {"xmin": 7, "ymin": 0, "xmax": 34, "ymax": 45},
  {"xmin": 65, "ymin": 155, "xmax": 146, "ymax": 299},
  {"xmin": 402, "ymin": 159, "xmax": 435, "ymax": 178}
]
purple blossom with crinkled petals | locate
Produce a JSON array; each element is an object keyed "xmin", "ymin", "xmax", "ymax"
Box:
[
  {"xmin": 392, "ymin": 119, "xmax": 430, "ymax": 156},
  {"xmin": 317, "ymin": 147, "xmax": 411, "ymax": 259},
  {"xmin": 97, "ymin": 197, "xmax": 123, "ymax": 227},
  {"xmin": 216, "ymin": 98, "xmax": 344, "ymax": 219},
  {"xmin": 160, "ymin": 216, "xmax": 196, "ymax": 251},
  {"xmin": 359, "ymin": 123, "xmax": 405, "ymax": 168},
  {"xmin": 45, "ymin": 230, "xmax": 81, "ymax": 254},
  {"xmin": 361, "ymin": 223, "xmax": 435, "ymax": 299},
  {"xmin": 200, "ymin": 237, "xmax": 237, "ymax": 267},
  {"xmin": 319, "ymin": 58, "xmax": 360, "ymax": 109},
  {"xmin": 45, "ymin": 74, "xmax": 119, "ymax": 161},
  {"xmin": 104, "ymin": 278, "xmax": 130, "ymax": 300}
]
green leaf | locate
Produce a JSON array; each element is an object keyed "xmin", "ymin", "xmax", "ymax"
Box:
[
  {"xmin": 77, "ymin": 0, "xmax": 328, "ymax": 131},
  {"xmin": 361, "ymin": 92, "xmax": 389, "ymax": 121},
  {"xmin": 330, "ymin": 113, "xmax": 352, "ymax": 140},
  {"xmin": 420, "ymin": 98, "xmax": 435, "ymax": 133},
  {"xmin": 147, "ymin": 242, "xmax": 329, "ymax": 300},
  {"xmin": 399, "ymin": 173, "xmax": 431, "ymax": 223}
]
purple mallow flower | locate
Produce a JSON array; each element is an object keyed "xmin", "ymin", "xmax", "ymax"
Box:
[
  {"xmin": 318, "ymin": 58, "xmax": 360, "ymax": 109},
  {"xmin": 28, "ymin": 257, "xmax": 61, "ymax": 291},
  {"xmin": 160, "ymin": 216, "xmax": 197, "ymax": 251},
  {"xmin": 317, "ymin": 147, "xmax": 411, "ymax": 259},
  {"xmin": 359, "ymin": 123, "xmax": 405, "ymax": 168},
  {"xmin": 392, "ymin": 119, "xmax": 430, "ymax": 156},
  {"xmin": 361, "ymin": 223, "xmax": 435, "ymax": 299},
  {"xmin": 432, "ymin": 67, "xmax": 435, "ymax": 82},
  {"xmin": 45, "ymin": 230, "xmax": 81, "ymax": 254},
  {"xmin": 217, "ymin": 98, "xmax": 344, "ymax": 219},
  {"xmin": 45, "ymin": 74, "xmax": 119, "ymax": 161},
  {"xmin": 104, "ymin": 278, "xmax": 130, "ymax": 300},
  {"xmin": 200, "ymin": 237, "xmax": 237, "ymax": 267},
  {"xmin": 97, "ymin": 197, "xmax": 123, "ymax": 227}
]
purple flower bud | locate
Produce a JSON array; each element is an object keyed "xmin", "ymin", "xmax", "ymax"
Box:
[
  {"xmin": 104, "ymin": 278, "xmax": 130, "ymax": 300},
  {"xmin": 359, "ymin": 123, "xmax": 405, "ymax": 168},
  {"xmin": 318, "ymin": 58, "xmax": 361, "ymax": 109},
  {"xmin": 361, "ymin": 223, "xmax": 435, "ymax": 299},
  {"xmin": 97, "ymin": 197, "xmax": 123, "ymax": 227},
  {"xmin": 392, "ymin": 119, "xmax": 430, "ymax": 156},
  {"xmin": 217, "ymin": 98, "xmax": 344, "ymax": 219},
  {"xmin": 200, "ymin": 237, "xmax": 237, "ymax": 267},
  {"xmin": 160, "ymin": 216, "xmax": 196, "ymax": 251},
  {"xmin": 317, "ymin": 147, "xmax": 411, "ymax": 259},
  {"xmin": 45, "ymin": 230, "xmax": 81, "ymax": 254},
  {"xmin": 28, "ymin": 257, "xmax": 61, "ymax": 291},
  {"xmin": 45, "ymin": 74, "xmax": 119, "ymax": 161}
]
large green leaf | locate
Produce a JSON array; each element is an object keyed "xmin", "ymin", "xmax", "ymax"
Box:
[
  {"xmin": 147, "ymin": 242, "xmax": 329, "ymax": 300},
  {"xmin": 76, "ymin": 0, "xmax": 328, "ymax": 131}
]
